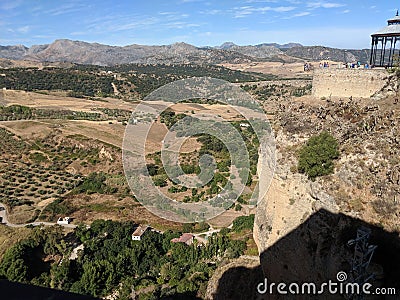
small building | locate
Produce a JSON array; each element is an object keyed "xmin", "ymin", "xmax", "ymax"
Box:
[
  {"xmin": 57, "ymin": 217, "xmax": 71, "ymax": 225},
  {"xmin": 240, "ymin": 123, "xmax": 250, "ymax": 128},
  {"xmin": 171, "ymin": 233, "xmax": 194, "ymax": 246},
  {"xmin": 132, "ymin": 225, "xmax": 149, "ymax": 241}
]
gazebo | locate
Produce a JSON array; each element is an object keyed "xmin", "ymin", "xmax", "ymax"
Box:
[{"xmin": 370, "ymin": 11, "xmax": 400, "ymax": 67}]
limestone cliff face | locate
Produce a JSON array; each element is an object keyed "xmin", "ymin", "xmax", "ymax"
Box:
[
  {"xmin": 253, "ymin": 165, "xmax": 400, "ymax": 299},
  {"xmin": 254, "ymin": 129, "xmax": 340, "ymax": 255},
  {"xmin": 253, "ymin": 110, "xmax": 400, "ymax": 298}
]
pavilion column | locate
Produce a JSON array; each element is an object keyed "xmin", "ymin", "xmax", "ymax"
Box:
[
  {"xmin": 373, "ymin": 38, "xmax": 379, "ymax": 66},
  {"xmin": 370, "ymin": 37, "xmax": 376, "ymax": 66},
  {"xmin": 380, "ymin": 37, "xmax": 387, "ymax": 66},
  {"xmin": 388, "ymin": 37, "xmax": 394, "ymax": 66},
  {"xmin": 384, "ymin": 37, "xmax": 388, "ymax": 66}
]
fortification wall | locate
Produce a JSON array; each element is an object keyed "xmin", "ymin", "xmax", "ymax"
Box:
[{"xmin": 312, "ymin": 68, "xmax": 389, "ymax": 99}]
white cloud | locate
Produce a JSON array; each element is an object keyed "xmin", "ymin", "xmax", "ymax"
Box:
[
  {"xmin": 0, "ymin": 38, "xmax": 34, "ymax": 46},
  {"xmin": 179, "ymin": 0, "xmax": 204, "ymax": 3},
  {"xmin": 70, "ymin": 31, "xmax": 87, "ymax": 36},
  {"xmin": 17, "ymin": 26, "xmax": 31, "ymax": 34},
  {"xmin": 307, "ymin": 2, "xmax": 345, "ymax": 9},
  {"xmin": 33, "ymin": 34, "xmax": 55, "ymax": 39},
  {"xmin": 287, "ymin": 11, "xmax": 311, "ymax": 18},
  {"xmin": 200, "ymin": 9, "xmax": 223, "ymax": 15},
  {"xmin": 273, "ymin": 6, "xmax": 296, "ymax": 12},
  {"xmin": 159, "ymin": 12, "xmax": 177, "ymax": 15},
  {"xmin": 245, "ymin": 0, "xmax": 278, "ymax": 3},
  {"xmin": 112, "ymin": 18, "xmax": 159, "ymax": 31},
  {"xmin": 44, "ymin": 3, "xmax": 88, "ymax": 16},
  {"xmin": 0, "ymin": 0, "xmax": 22, "ymax": 11},
  {"xmin": 198, "ymin": 27, "xmax": 373, "ymax": 49},
  {"xmin": 82, "ymin": 14, "xmax": 162, "ymax": 34},
  {"xmin": 233, "ymin": 5, "xmax": 296, "ymax": 18},
  {"xmin": 281, "ymin": 11, "xmax": 311, "ymax": 19},
  {"xmin": 164, "ymin": 22, "xmax": 200, "ymax": 29},
  {"xmin": 8, "ymin": 26, "xmax": 31, "ymax": 34}
]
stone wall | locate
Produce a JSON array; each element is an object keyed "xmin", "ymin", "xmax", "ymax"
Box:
[{"xmin": 312, "ymin": 68, "xmax": 389, "ymax": 99}]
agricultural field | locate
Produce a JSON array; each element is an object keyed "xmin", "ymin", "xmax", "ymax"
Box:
[
  {"xmin": 0, "ymin": 88, "xmax": 273, "ymax": 229},
  {"xmin": 0, "ymin": 61, "xmax": 311, "ymax": 229}
]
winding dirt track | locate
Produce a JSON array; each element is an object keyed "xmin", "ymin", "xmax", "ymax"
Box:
[{"xmin": 0, "ymin": 203, "xmax": 77, "ymax": 229}]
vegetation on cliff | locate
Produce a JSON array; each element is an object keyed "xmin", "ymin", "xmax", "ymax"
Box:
[{"xmin": 298, "ymin": 131, "xmax": 339, "ymax": 180}]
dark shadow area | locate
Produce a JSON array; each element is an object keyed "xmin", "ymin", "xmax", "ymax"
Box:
[
  {"xmin": 211, "ymin": 265, "xmax": 265, "ymax": 300},
  {"xmin": 0, "ymin": 279, "xmax": 99, "ymax": 300},
  {"xmin": 214, "ymin": 209, "xmax": 400, "ymax": 300}
]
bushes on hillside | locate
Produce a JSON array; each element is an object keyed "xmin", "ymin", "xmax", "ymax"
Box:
[
  {"xmin": 298, "ymin": 131, "xmax": 339, "ymax": 180},
  {"xmin": 232, "ymin": 214, "xmax": 255, "ymax": 232}
]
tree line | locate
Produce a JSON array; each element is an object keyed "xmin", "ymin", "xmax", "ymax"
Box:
[{"xmin": 0, "ymin": 219, "xmax": 248, "ymax": 299}]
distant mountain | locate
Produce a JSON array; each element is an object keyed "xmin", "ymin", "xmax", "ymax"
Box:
[
  {"xmin": 0, "ymin": 39, "xmax": 369, "ymax": 66},
  {"xmin": 215, "ymin": 42, "xmax": 369, "ymax": 62},
  {"xmin": 216, "ymin": 42, "xmax": 302, "ymax": 50},
  {"xmin": 217, "ymin": 42, "xmax": 238, "ymax": 50},
  {"xmin": 257, "ymin": 42, "xmax": 303, "ymax": 49},
  {"xmin": 0, "ymin": 45, "xmax": 29, "ymax": 60},
  {"xmin": 284, "ymin": 46, "xmax": 370, "ymax": 63},
  {"xmin": 0, "ymin": 39, "xmax": 256, "ymax": 66},
  {"xmin": 214, "ymin": 43, "xmax": 282, "ymax": 59}
]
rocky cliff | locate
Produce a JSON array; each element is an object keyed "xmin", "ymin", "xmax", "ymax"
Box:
[{"xmin": 253, "ymin": 80, "xmax": 400, "ymax": 298}]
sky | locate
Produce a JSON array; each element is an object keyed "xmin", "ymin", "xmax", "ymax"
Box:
[{"xmin": 0, "ymin": 0, "xmax": 398, "ymax": 49}]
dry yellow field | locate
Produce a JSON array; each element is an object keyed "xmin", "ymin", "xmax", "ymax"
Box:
[
  {"xmin": 0, "ymin": 91, "xmax": 253, "ymax": 229},
  {"xmin": 0, "ymin": 226, "xmax": 31, "ymax": 260},
  {"xmin": 0, "ymin": 90, "xmax": 136, "ymax": 112}
]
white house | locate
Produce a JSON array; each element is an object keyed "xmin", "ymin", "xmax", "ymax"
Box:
[
  {"xmin": 57, "ymin": 217, "xmax": 71, "ymax": 225},
  {"xmin": 132, "ymin": 225, "xmax": 149, "ymax": 241}
]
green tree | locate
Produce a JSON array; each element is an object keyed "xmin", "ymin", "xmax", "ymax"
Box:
[
  {"xmin": 232, "ymin": 214, "xmax": 255, "ymax": 232},
  {"xmin": 298, "ymin": 131, "xmax": 339, "ymax": 180}
]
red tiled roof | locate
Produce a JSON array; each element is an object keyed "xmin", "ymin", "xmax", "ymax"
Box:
[{"xmin": 171, "ymin": 233, "xmax": 194, "ymax": 243}]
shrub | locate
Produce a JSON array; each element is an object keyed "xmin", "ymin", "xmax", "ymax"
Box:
[
  {"xmin": 75, "ymin": 172, "xmax": 106, "ymax": 194},
  {"xmin": 232, "ymin": 214, "xmax": 255, "ymax": 232},
  {"xmin": 235, "ymin": 204, "xmax": 242, "ymax": 211},
  {"xmin": 298, "ymin": 131, "xmax": 339, "ymax": 180},
  {"xmin": 153, "ymin": 175, "xmax": 168, "ymax": 187}
]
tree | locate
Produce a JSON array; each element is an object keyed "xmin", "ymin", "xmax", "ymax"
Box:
[
  {"xmin": 232, "ymin": 214, "xmax": 255, "ymax": 232},
  {"xmin": 298, "ymin": 131, "xmax": 339, "ymax": 180},
  {"xmin": 2, "ymin": 258, "xmax": 27, "ymax": 282}
]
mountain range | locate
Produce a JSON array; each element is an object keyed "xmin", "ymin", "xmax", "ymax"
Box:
[{"xmin": 0, "ymin": 39, "xmax": 369, "ymax": 66}]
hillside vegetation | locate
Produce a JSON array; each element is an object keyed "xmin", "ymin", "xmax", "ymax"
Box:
[{"xmin": 0, "ymin": 63, "xmax": 276, "ymax": 99}]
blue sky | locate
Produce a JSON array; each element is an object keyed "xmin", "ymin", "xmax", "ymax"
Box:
[{"xmin": 0, "ymin": 0, "xmax": 398, "ymax": 49}]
